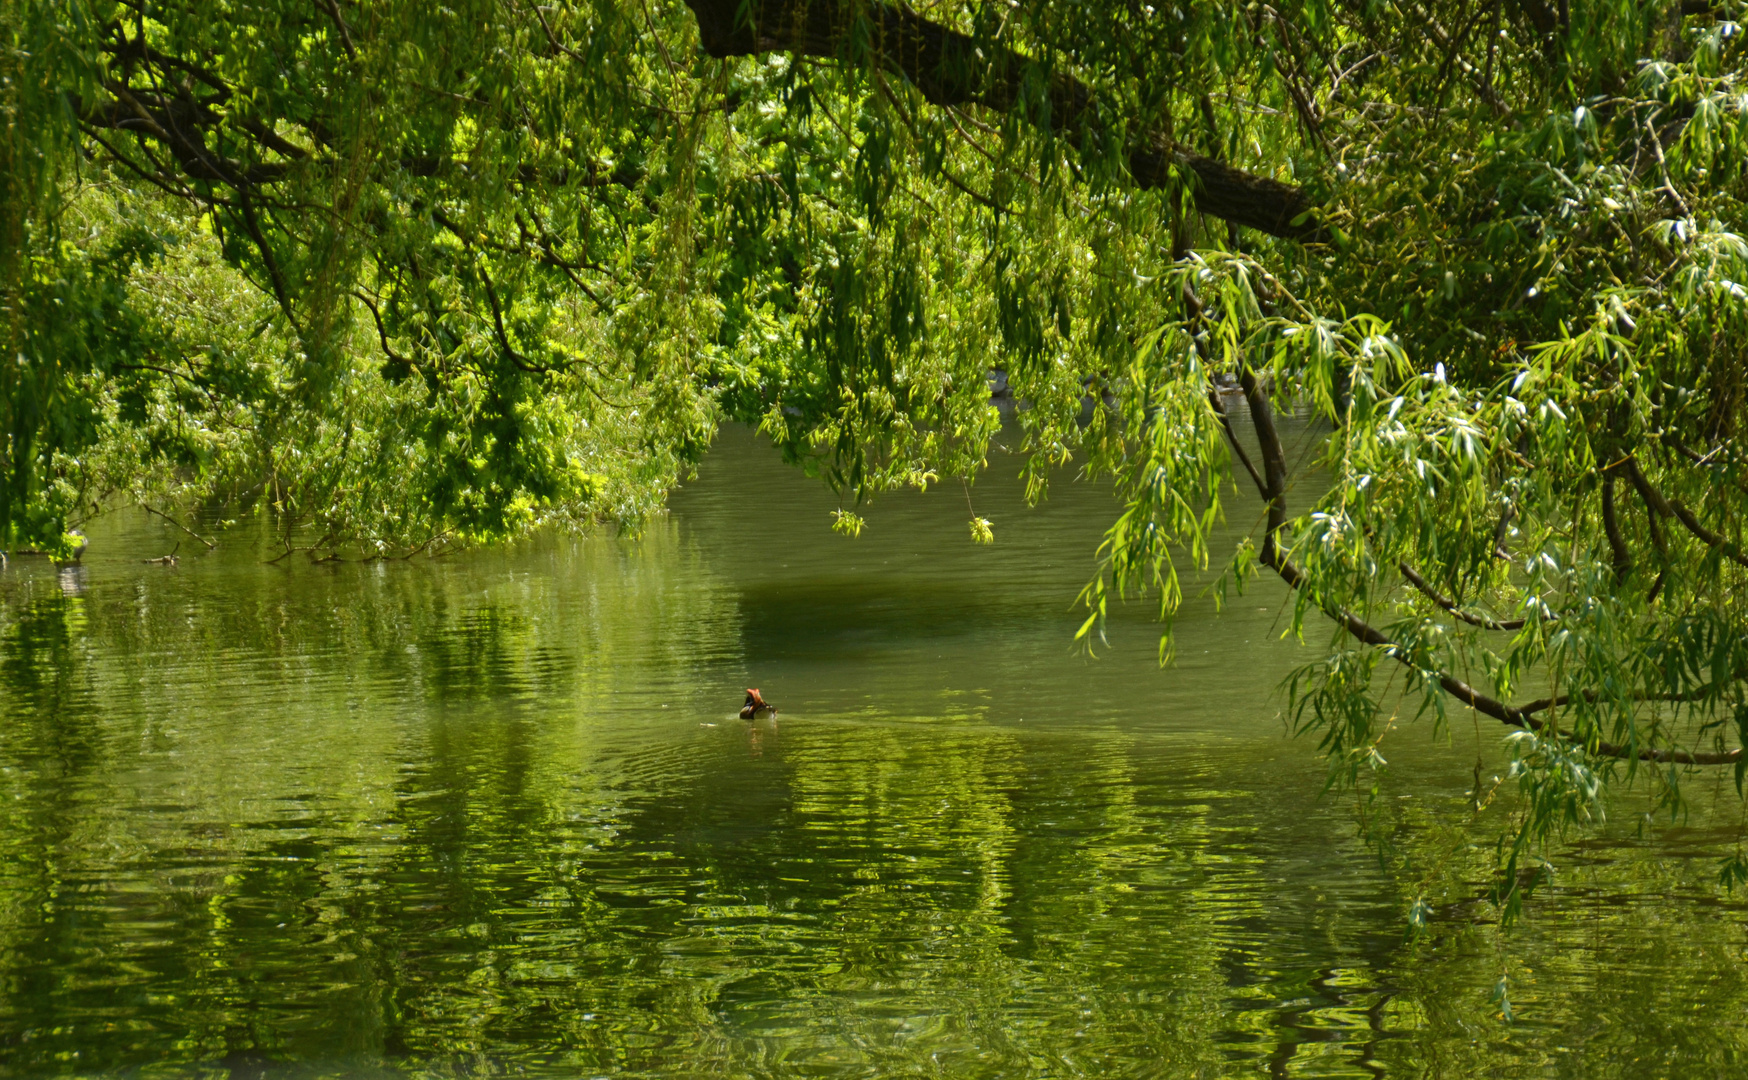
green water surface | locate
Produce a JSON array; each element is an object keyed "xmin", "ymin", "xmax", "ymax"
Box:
[{"xmin": 1, "ymin": 427, "xmax": 1745, "ymax": 1079}]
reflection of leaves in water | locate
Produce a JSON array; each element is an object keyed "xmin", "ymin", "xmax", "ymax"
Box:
[
  {"xmin": 0, "ymin": 586, "xmax": 103, "ymax": 775},
  {"xmin": 2, "ymin": 456, "xmax": 1748, "ymax": 1076},
  {"xmin": 416, "ymin": 606, "xmax": 576, "ymax": 706}
]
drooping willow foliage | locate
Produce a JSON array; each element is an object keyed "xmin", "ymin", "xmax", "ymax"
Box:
[{"xmin": 4, "ymin": 0, "xmax": 1748, "ymax": 911}]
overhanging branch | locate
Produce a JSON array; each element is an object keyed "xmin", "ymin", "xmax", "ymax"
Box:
[
  {"xmin": 1271, "ymin": 537, "xmax": 1740, "ymax": 766},
  {"xmin": 679, "ymin": 0, "xmax": 1328, "ymax": 242},
  {"xmin": 1231, "ymin": 373, "xmax": 1741, "ymax": 768}
]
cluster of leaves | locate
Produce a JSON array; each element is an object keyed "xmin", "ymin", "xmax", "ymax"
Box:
[
  {"xmin": 45, "ymin": 183, "xmax": 675, "ymax": 554},
  {"xmin": 4, "ymin": 0, "xmax": 727, "ymax": 556}
]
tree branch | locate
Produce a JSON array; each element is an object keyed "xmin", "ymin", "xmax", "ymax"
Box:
[
  {"xmin": 1398, "ymin": 561, "xmax": 1529, "ymax": 631},
  {"xmin": 1600, "ymin": 474, "xmax": 1633, "ymax": 582},
  {"xmin": 678, "ymin": 0, "xmax": 1327, "ymax": 241},
  {"xmin": 141, "ymin": 504, "xmax": 217, "ymax": 549},
  {"xmin": 315, "ymin": 0, "xmax": 359, "ymax": 61},
  {"xmin": 1241, "ymin": 387, "xmax": 1739, "ymax": 766},
  {"xmin": 1516, "ymin": 677, "xmax": 1747, "ymax": 719},
  {"xmin": 1623, "ymin": 456, "xmax": 1748, "ymax": 570},
  {"xmin": 1209, "ymin": 386, "xmax": 1267, "ymax": 495},
  {"xmin": 350, "ymin": 289, "xmax": 414, "ymax": 369},
  {"xmin": 1239, "ymin": 366, "xmax": 1290, "ymax": 550}
]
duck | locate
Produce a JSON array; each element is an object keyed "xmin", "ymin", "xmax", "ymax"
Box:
[{"xmin": 739, "ymin": 688, "xmax": 777, "ymax": 720}]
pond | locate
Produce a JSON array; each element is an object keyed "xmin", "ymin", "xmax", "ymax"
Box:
[{"xmin": 1, "ymin": 425, "xmax": 1745, "ymax": 1079}]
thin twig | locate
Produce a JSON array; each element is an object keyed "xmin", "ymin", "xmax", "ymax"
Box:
[
  {"xmin": 142, "ymin": 504, "xmax": 216, "ymax": 549},
  {"xmin": 1398, "ymin": 561, "xmax": 1529, "ymax": 630}
]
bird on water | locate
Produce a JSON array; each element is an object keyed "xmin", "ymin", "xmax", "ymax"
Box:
[{"xmin": 739, "ymin": 688, "xmax": 776, "ymax": 719}]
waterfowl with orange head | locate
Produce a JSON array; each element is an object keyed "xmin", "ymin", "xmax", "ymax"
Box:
[{"xmin": 739, "ymin": 688, "xmax": 777, "ymax": 719}]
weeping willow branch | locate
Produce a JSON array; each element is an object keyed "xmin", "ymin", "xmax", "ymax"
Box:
[
  {"xmin": 141, "ymin": 504, "xmax": 216, "ymax": 549},
  {"xmin": 1234, "ymin": 370, "xmax": 1743, "ymax": 768},
  {"xmin": 1621, "ymin": 456, "xmax": 1748, "ymax": 572},
  {"xmin": 1398, "ymin": 561, "xmax": 1529, "ymax": 631},
  {"xmin": 1601, "ymin": 474, "xmax": 1633, "ymax": 582},
  {"xmin": 1208, "ymin": 387, "xmax": 1268, "ymax": 495}
]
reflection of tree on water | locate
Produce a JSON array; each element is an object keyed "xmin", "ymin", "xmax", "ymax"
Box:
[{"xmin": 3, "ymin": 453, "xmax": 1748, "ymax": 1076}]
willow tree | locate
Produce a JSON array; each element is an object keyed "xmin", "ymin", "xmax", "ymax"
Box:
[{"xmin": 5, "ymin": 0, "xmax": 1748, "ymax": 908}]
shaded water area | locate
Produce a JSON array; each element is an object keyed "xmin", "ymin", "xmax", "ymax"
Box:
[{"xmin": 2, "ymin": 425, "xmax": 1746, "ymax": 1079}]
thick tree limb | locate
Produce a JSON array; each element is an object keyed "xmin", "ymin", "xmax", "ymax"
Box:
[
  {"xmin": 1600, "ymin": 474, "xmax": 1633, "ymax": 582},
  {"xmin": 79, "ymin": 87, "xmax": 292, "ymax": 185},
  {"xmin": 1238, "ymin": 368, "xmax": 1291, "ymax": 549},
  {"xmin": 679, "ymin": 0, "xmax": 1327, "ymax": 241}
]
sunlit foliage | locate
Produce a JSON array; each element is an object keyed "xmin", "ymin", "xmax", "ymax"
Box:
[{"xmin": 5, "ymin": 0, "xmax": 1748, "ymax": 909}]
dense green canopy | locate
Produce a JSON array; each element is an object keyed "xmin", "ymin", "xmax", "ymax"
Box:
[{"xmin": 4, "ymin": 0, "xmax": 1748, "ymax": 911}]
